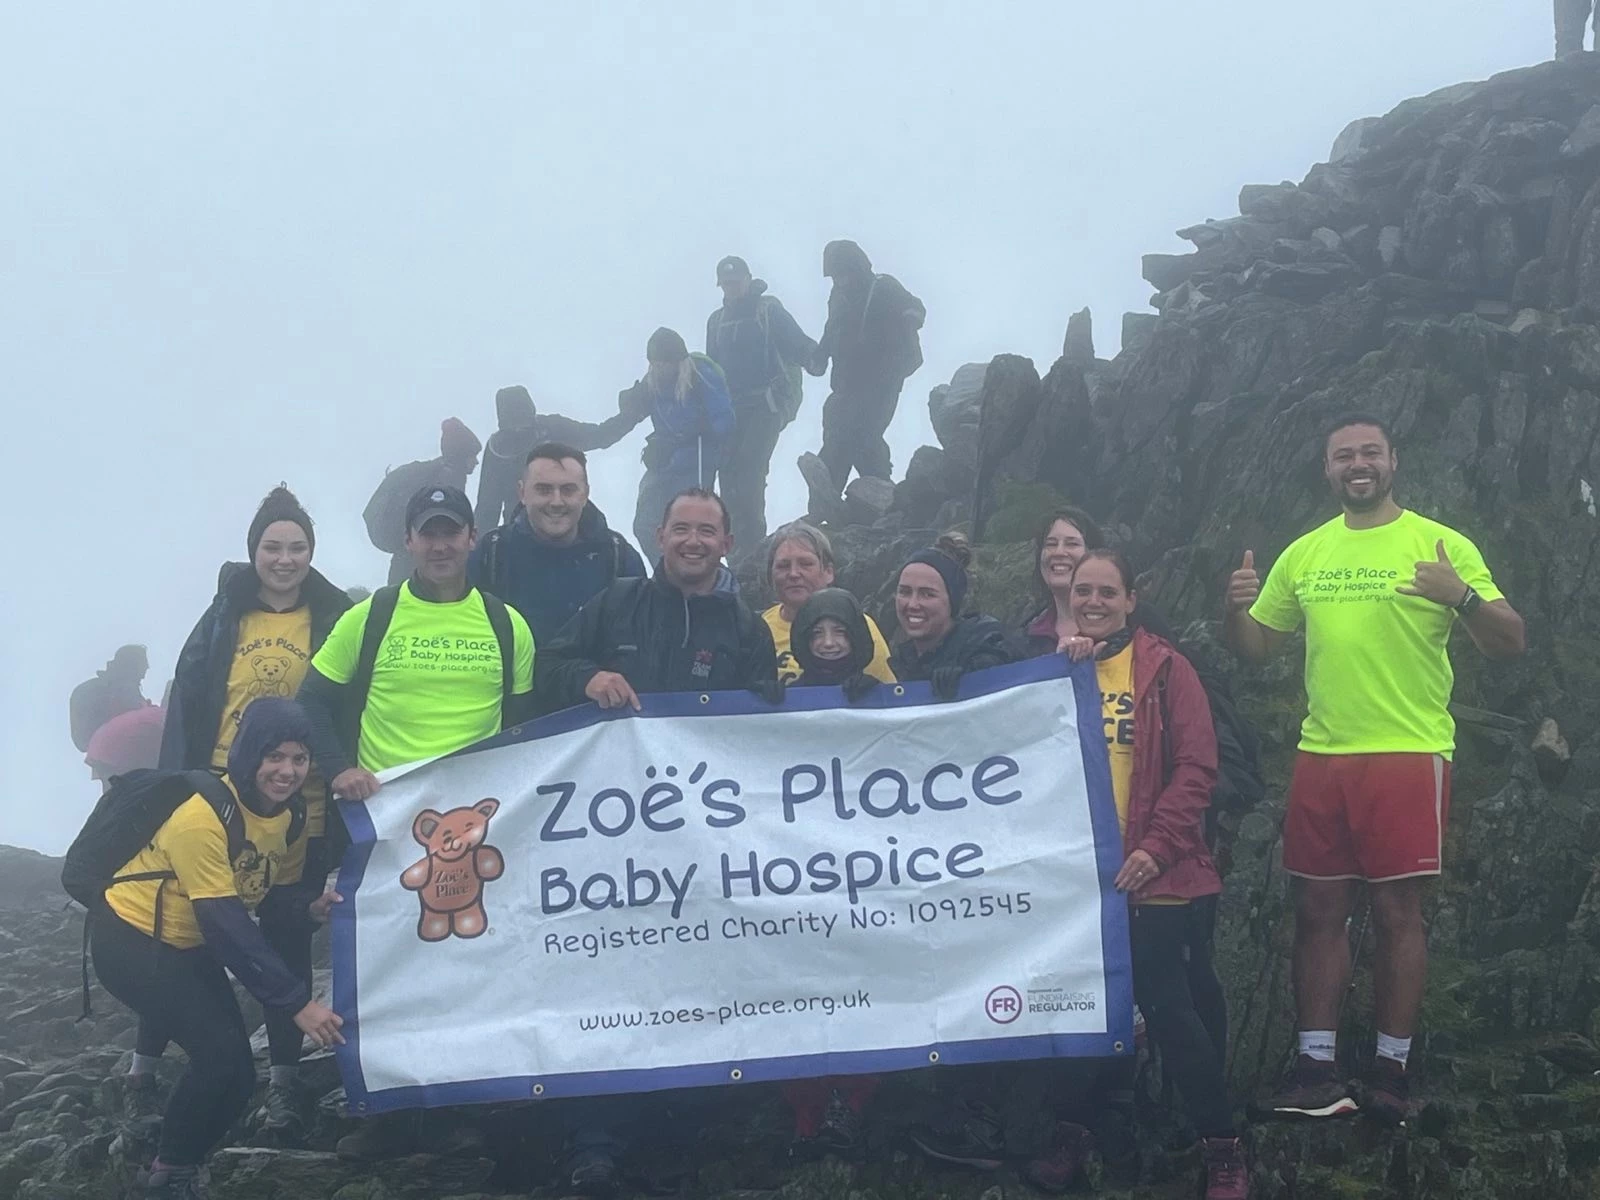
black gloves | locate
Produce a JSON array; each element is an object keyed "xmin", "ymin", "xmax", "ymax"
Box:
[
  {"xmin": 750, "ymin": 678, "xmax": 786, "ymax": 706},
  {"xmin": 842, "ymin": 672, "xmax": 880, "ymax": 704},
  {"xmin": 930, "ymin": 666, "xmax": 965, "ymax": 702}
]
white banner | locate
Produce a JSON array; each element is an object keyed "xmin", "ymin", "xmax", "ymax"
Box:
[{"xmin": 332, "ymin": 657, "xmax": 1132, "ymax": 1114}]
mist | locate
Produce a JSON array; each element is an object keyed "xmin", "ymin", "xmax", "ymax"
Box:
[{"xmin": 0, "ymin": 2, "xmax": 1545, "ymax": 853}]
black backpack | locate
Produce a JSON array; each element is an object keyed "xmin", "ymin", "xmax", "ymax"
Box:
[
  {"xmin": 1169, "ymin": 652, "xmax": 1266, "ymax": 864},
  {"xmin": 342, "ymin": 585, "xmax": 519, "ymax": 755},
  {"xmin": 61, "ymin": 768, "xmax": 304, "ymax": 1014}
]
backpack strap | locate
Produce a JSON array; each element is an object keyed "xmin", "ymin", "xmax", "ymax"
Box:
[
  {"xmin": 346, "ymin": 585, "xmax": 402, "ymax": 756},
  {"xmin": 479, "ymin": 591, "xmax": 518, "ymax": 727}
]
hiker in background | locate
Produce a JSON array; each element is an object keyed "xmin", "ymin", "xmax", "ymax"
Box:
[
  {"xmin": 761, "ymin": 521, "xmax": 894, "ymax": 685},
  {"xmin": 83, "ymin": 698, "xmax": 343, "ymax": 1200},
  {"xmin": 1556, "ymin": 0, "xmax": 1596, "ymax": 54},
  {"xmin": 150, "ymin": 485, "xmax": 351, "ymax": 1142},
  {"xmin": 887, "ymin": 533, "xmax": 1016, "ymax": 698},
  {"xmin": 705, "ymin": 256, "xmax": 818, "ymax": 547},
  {"xmin": 607, "ymin": 328, "xmax": 735, "ymax": 552},
  {"xmin": 800, "ymin": 240, "xmax": 924, "ymax": 510},
  {"xmin": 85, "ymin": 704, "xmax": 166, "ymax": 789},
  {"xmin": 71, "ymin": 645, "xmax": 152, "ymax": 753},
  {"xmin": 474, "ymin": 385, "xmax": 639, "ymax": 530},
  {"xmin": 471, "ymin": 442, "xmax": 647, "ymax": 644},
  {"xmin": 362, "ymin": 418, "xmax": 482, "ymax": 585}
]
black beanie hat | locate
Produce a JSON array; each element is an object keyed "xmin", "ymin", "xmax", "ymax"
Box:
[
  {"xmin": 792, "ymin": 588, "xmax": 874, "ymax": 682},
  {"xmin": 247, "ymin": 485, "xmax": 315, "ymax": 561},
  {"xmin": 647, "ymin": 327, "xmax": 689, "ymax": 363},
  {"xmin": 903, "ymin": 547, "xmax": 969, "ymax": 617},
  {"xmin": 227, "ymin": 696, "xmax": 313, "ymax": 814}
]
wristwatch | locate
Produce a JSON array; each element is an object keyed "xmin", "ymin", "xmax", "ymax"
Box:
[{"xmin": 1453, "ymin": 587, "xmax": 1483, "ymax": 618}]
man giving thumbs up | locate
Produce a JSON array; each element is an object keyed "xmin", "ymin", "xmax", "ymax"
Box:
[{"xmin": 1224, "ymin": 413, "xmax": 1524, "ymax": 1129}]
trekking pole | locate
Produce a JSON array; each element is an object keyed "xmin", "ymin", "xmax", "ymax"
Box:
[{"xmin": 1337, "ymin": 899, "xmax": 1372, "ymax": 1027}]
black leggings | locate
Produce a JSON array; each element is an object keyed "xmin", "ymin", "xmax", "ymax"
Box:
[
  {"xmin": 1130, "ymin": 901, "xmax": 1234, "ymax": 1139},
  {"xmin": 134, "ymin": 843, "xmax": 324, "ymax": 1069},
  {"xmin": 93, "ymin": 911, "xmax": 255, "ymax": 1165}
]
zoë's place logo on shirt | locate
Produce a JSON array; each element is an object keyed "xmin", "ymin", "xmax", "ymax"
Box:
[
  {"xmin": 400, "ymin": 799, "xmax": 505, "ymax": 942},
  {"xmin": 691, "ymin": 649, "xmax": 715, "ymax": 681},
  {"xmin": 1298, "ymin": 565, "xmax": 1403, "ymax": 604}
]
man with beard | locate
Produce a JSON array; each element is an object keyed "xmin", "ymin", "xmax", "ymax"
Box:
[{"xmin": 1225, "ymin": 414, "xmax": 1524, "ymax": 1126}]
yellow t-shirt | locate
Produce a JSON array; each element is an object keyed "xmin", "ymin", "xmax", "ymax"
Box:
[
  {"xmin": 105, "ymin": 781, "xmax": 292, "ymax": 949},
  {"xmin": 1097, "ymin": 646, "xmax": 1136, "ymax": 833},
  {"xmin": 762, "ymin": 605, "xmax": 896, "ymax": 685},
  {"xmin": 212, "ymin": 607, "xmax": 326, "ymax": 882},
  {"xmin": 1250, "ymin": 510, "xmax": 1503, "ymax": 758},
  {"xmin": 311, "ymin": 584, "xmax": 535, "ymax": 773}
]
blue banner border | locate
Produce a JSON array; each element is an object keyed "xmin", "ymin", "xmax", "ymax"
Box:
[{"xmin": 332, "ymin": 654, "xmax": 1134, "ymax": 1115}]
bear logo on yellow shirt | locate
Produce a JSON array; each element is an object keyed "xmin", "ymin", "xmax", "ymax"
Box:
[
  {"xmin": 400, "ymin": 799, "xmax": 504, "ymax": 942},
  {"xmin": 246, "ymin": 654, "xmax": 293, "ymax": 700}
]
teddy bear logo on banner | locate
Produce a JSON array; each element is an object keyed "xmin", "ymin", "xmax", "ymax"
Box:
[{"xmin": 399, "ymin": 798, "xmax": 504, "ymax": 942}]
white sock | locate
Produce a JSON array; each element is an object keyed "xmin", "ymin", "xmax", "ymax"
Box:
[
  {"xmin": 129, "ymin": 1053, "xmax": 161, "ymax": 1077},
  {"xmin": 1298, "ymin": 1030, "xmax": 1337, "ymax": 1063},
  {"xmin": 1375, "ymin": 1032, "xmax": 1412, "ymax": 1068},
  {"xmin": 269, "ymin": 1065, "xmax": 296, "ymax": 1088}
]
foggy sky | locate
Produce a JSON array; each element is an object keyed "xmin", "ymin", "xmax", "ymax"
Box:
[{"xmin": 1, "ymin": 3, "xmax": 1546, "ymax": 853}]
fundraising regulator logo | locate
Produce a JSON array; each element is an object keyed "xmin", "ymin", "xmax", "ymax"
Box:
[{"xmin": 984, "ymin": 985, "xmax": 1022, "ymax": 1024}]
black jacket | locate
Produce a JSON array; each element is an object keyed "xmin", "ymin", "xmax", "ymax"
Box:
[
  {"xmin": 537, "ymin": 570, "xmax": 777, "ymax": 710},
  {"xmin": 816, "ymin": 241, "xmax": 925, "ymax": 393},
  {"xmin": 470, "ymin": 503, "xmax": 648, "ymax": 645},
  {"xmin": 159, "ymin": 564, "xmax": 351, "ymax": 771},
  {"xmin": 705, "ymin": 280, "xmax": 817, "ymax": 413},
  {"xmin": 888, "ymin": 614, "xmax": 1019, "ymax": 682}
]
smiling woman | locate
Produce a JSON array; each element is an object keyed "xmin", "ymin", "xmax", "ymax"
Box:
[{"xmin": 887, "ymin": 533, "xmax": 1018, "ymax": 700}]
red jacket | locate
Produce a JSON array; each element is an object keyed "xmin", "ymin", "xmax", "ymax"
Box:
[{"xmin": 1123, "ymin": 628, "xmax": 1222, "ymax": 904}]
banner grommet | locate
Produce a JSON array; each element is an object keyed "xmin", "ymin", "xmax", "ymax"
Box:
[
  {"xmin": 532, "ymin": 1083, "xmax": 544, "ymax": 1096},
  {"xmin": 699, "ymin": 694, "xmax": 711, "ymax": 704},
  {"xmin": 1113, "ymin": 1041, "xmax": 1125, "ymax": 1054},
  {"xmin": 893, "ymin": 686, "xmax": 906, "ymax": 697},
  {"xmin": 928, "ymin": 1051, "xmax": 940, "ymax": 1063},
  {"xmin": 729, "ymin": 1068, "xmax": 743, "ymax": 1081}
]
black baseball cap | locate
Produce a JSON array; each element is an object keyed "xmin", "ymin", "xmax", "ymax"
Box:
[
  {"xmin": 716, "ymin": 255, "xmax": 750, "ymax": 283},
  {"xmin": 405, "ymin": 484, "xmax": 474, "ymax": 534}
]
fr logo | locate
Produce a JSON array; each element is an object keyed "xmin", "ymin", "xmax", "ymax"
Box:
[
  {"xmin": 400, "ymin": 798, "xmax": 504, "ymax": 942},
  {"xmin": 985, "ymin": 985, "xmax": 1022, "ymax": 1024}
]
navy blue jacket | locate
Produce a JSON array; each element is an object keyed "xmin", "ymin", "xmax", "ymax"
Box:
[
  {"xmin": 469, "ymin": 502, "xmax": 647, "ymax": 646},
  {"xmin": 705, "ymin": 280, "xmax": 817, "ymax": 415}
]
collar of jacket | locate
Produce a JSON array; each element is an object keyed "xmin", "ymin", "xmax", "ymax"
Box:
[{"xmin": 217, "ymin": 560, "xmax": 347, "ymax": 618}]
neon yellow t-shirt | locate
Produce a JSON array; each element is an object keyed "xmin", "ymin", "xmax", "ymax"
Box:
[
  {"xmin": 1096, "ymin": 646, "xmax": 1136, "ymax": 833},
  {"xmin": 311, "ymin": 584, "xmax": 534, "ymax": 773},
  {"xmin": 1250, "ymin": 510, "xmax": 1503, "ymax": 757},
  {"xmin": 762, "ymin": 605, "xmax": 896, "ymax": 685},
  {"xmin": 105, "ymin": 780, "xmax": 292, "ymax": 949},
  {"xmin": 212, "ymin": 607, "xmax": 326, "ymax": 882}
]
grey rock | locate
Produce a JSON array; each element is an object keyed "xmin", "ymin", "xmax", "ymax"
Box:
[
  {"xmin": 841, "ymin": 476, "xmax": 896, "ymax": 528},
  {"xmin": 1563, "ymin": 103, "xmax": 1600, "ymax": 158},
  {"xmin": 1062, "ymin": 306, "xmax": 1094, "ymax": 365},
  {"xmin": 1329, "ymin": 116, "xmax": 1379, "ymax": 162},
  {"xmin": 926, "ymin": 362, "xmax": 987, "ymax": 468},
  {"xmin": 1378, "ymin": 224, "xmax": 1404, "ymax": 268}
]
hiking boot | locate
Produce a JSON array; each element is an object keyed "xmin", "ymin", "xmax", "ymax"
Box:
[
  {"xmin": 1202, "ymin": 1136, "xmax": 1249, "ymax": 1200},
  {"xmin": 1360, "ymin": 1058, "xmax": 1414, "ymax": 1128},
  {"xmin": 335, "ymin": 1115, "xmax": 411, "ymax": 1161},
  {"xmin": 908, "ymin": 1101, "xmax": 1006, "ymax": 1170},
  {"xmin": 565, "ymin": 1146, "xmax": 619, "ymax": 1197},
  {"xmin": 797, "ymin": 453, "xmax": 843, "ymax": 524},
  {"xmin": 1254, "ymin": 1056, "xmax": 1357, "ymax": 1120},
  {"xmin": 123, "ymin": 1073, "xmax": 164, "ymax": 1123},
  {"xmin": 1023, "ymin": 1121, "xmax": 1092, "ymax": 1193},
  {"xmin": 139, "ymin": 1161, "xmax": 208, "ymax": 1199},
  {"xmin": 259, "ymin": 1082, "xmax": 306, "ymax": 1146}
]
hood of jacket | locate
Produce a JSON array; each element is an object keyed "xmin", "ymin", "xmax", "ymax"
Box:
[
  {"xmin": 823, "ymin": 239, "xmax": 872, "ymax": 281},
  {"xmin": 226, "ymin": 695, "xmax": 313, "ymax": 817},
  {"xmin": 792, "ymin": 588, "xmax": 873, "ymax": 680},
  {"xmin": 495, "ymin": 385, "xmax": 537, "ymax": 431}
]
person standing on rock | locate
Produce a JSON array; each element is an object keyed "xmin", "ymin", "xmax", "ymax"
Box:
[
  {"xmin": 887, "ymin": 533, "xmax": 1017, "ymax": 699},
  {"xmin": 801, "ymin": 240, "xmax": 925, "ymax": 508},
  {"xmin": 1060, "ymin": 550, "xmax": 1247, "ymax": 1200},
  {"xmin": 762, "ymin": 521, "xmax": 894, "ymax": 684},
  {"xmin": 144, "ymin": 485, "xmax": 352, "ymax": 1144},
  {"xmin": 1556, "ymin": 0, "xmax": 1596, "ymax": 55},
  {"xmin": 1226, "ymin": 413, "xmax": 1525, "ymax": 1125},
  {"xmin": 473, "ymin": 385, "xmax": 640, "ymax": 530},
  {"xmin": 91, "ymin": 698, "xmax": 344, "ymax": 1200},
  {"xmin": 362, "ymin": 418, "xmax": 483, "ymax": 585},
  {"xmin": 705, "ymin": 255, "xmax": 819, "ymax": 547}
]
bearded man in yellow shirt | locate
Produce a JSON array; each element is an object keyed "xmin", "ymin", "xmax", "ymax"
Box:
[{"xmin": 1226, "ymin": 413, "xmax": 1524, "ymax": 1126}]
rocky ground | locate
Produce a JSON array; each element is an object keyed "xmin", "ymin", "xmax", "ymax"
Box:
[{"xmin": 8, "ymin": 53, "xmax": 1600, "ymax": 1200}]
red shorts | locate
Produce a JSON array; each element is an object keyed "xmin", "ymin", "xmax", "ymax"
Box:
[{"xmin": 1284, "ymin": 752, "xmax": 1451, "ymax": 882}]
